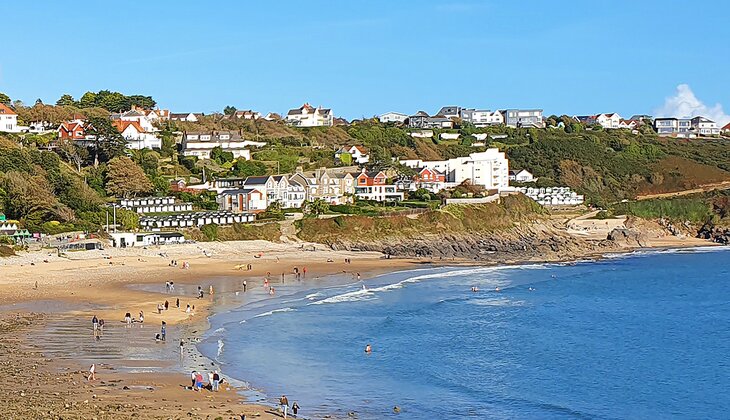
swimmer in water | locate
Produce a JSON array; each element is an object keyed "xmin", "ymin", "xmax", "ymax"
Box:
[
  {"xmin": 495, "ymin": 287, "xmax": 501, "ymax": 292},
  {"xmin": 365, "ymin": 344, "xmax": 372, "ymax": 354},
  {"xmin": 362, "ymin": 284, "xmax": 367, "ymax": 291},
  {"xmin": 528, "ymin": 287, "xmax": 535, "ymax": 291}
]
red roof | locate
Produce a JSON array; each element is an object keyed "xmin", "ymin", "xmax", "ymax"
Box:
[
  {"xmin": 0, "ymin": 103, "xmax": 17, "ymax": 115},
  {"xmin": 722, "ymin": 122, "xmax": 730, "ymax": 131},
  {"xmin": 112, "ymin": 120, "xmax": 145, "ymax": 133}
]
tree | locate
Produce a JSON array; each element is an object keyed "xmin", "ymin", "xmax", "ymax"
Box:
[
  {"xmin": 0, "ymin": 92, "xmax": 10, "ymax": 105},
  {"xmin": 223, "ymin": 105, "xmax": 237, "ymax": 115},
  {"xmin": 86, "ymin": 116, "xmax": 127, "ymax": 164},
  {"xmin": 303, "ymin": 198, "xmax": 330, "ymax": 216},
  {"xmin": 78, "ymin": 91, "xmax": 97, "ymax": 108},
  {"xmin": 233, "ymin": 159, "xmax": 268, "ymax": 177},
  {"xmin": 210, "ymin": 146, "xmax": 234, "ymax": 164},
  {"xmin": 56, "ymin": 94, "xmax": 76, "ymax": 107},
  {"xmin": 105, "ymin": 156, "xmax": 153, "ymax": 198}
]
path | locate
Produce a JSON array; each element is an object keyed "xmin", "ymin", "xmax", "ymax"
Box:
[{"xmin": 636, "ymin": 180, "xmax": 730, "ymax": 201}]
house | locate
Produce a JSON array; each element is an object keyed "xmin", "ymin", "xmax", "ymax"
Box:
[
  {"xmin": 407, "ymin": 111, "xmax": 430, "ymax": 128},
  {"xmin": 217, "ymin": 188, "xmax": 267, "ymax": 213},
  {"xmin": 653, "ymin": 117, "xmax": 718, "ymax": 137},
  {"xmin": 378, "ymin": 112, "xmax": 408, "ymax": 124},
  {"xmin": 690, "ymin": 116, "xmax": 720, "ymax": 136},
  {"xmin": 145, "ymin": 109, "xmax": 170, "ymax": 122},
  {"xmin": 515, "ymin": 186, "xmax": 584, "ymax": 206},
  {"xmin": 111, "ymin": 120, "xmax": 161, "ymax": 149},
  {"xmin": 285, "ymin": 103, "xmax": 333, "ymax": 127},
  {"xmin": 112, "ymin": 108, "xmax": 157, "ymax": 133},
  {"xmin": 170, "ymin": 112, "xmax": 200, "ymax": 122},
  {"xmin": 109, "ymin": 232, "xmax": 186, "ymax": 248},
  {"xmin": 618, "ymin": 119, "xmax": 639, "ymax": 130},
  {"xmin": 354, "ymin": 168, "xmax": 404, "ymax": 202},
  {"xmin": 58, "ymin": 119, "xmax": 88, "ymax": 141},
  {"xmin": 508, "ymin": 169, "xmax": 535, "ymax": 183},
  {"xmin": 406, "ymin": 111, "xmax": 454, "ymax": 129},
  {"xmin": 263, "ymin": 112, "xmax": 281, "ymax": 121},
  {"xmin": 400, "ymin": 149, "xmax": 510, "ymax": 191},
  {"xmin": 181, "ymin": 131, "xmax": 266, "ymax": 160},
  {"xmin": 436, "ymin": 106, "xmax": 462, "ymax": 119},
  {"xmin": 230, "ymin": 110, "xmax": 261, "ymax": 120},
  {"xmin": 501, "ymin": 109, "xmax": 544, "ymax": 128},
  {"xmin": 0, "ymin": 103, "xmax": 19, "ymax": 133},
  {"xmin": 289, "ymin": 167, "xmax": 355, "ymax": 205},
  {"xmin": 722, "ymin": 122, "xmax": 730, "ymax": 135},
  {"xmin": 412, "ymin": 167, "xmax": 447, "ymax": 193},
  {"xmin": 461, "ymin": 109, "xmax": 504, "ymax": 127},
  {"xmin": 595, "ymin": 113, "xmax": 622, "ymax": 129},
  {"xmin": 335, "ymin": 145, "xmax": 370, "ymax": 165}
]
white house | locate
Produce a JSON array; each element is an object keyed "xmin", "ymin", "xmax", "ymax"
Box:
[
  {"xmin": 170, "ymin": 112, "xmax": 200, "ymax": 122},
  {"xmin": 112, "ymin": 120, "xmax": 161, "ymax": 150},
  {"xmin": 0, "ymin": 103, "xmax": 20, "ymax": 133},
  {"xmin": 181, "ymin": 131, "xmax": 266, "ymax": 160},
  {"xmin": 335, "ymin": 145, "xmax": 370, "ymax": 164},
  {"xmin": 595, "ymin": 113, "xmax": 622, "ymax": 129},
  {"xmin": 691, "ymin": 116, "xmax": 720, "ymax": 136},
  {"xmin": 462, "ymin": 109, "xmax": 504, "ymax": 127},
  {"xmin": 378, "ymin": 112, "xmax": 409, "ymax": 124},
  {"xmin": 145, "ymin": 109, "xmax": 170, "ymax": 122},
  {"xmin": 286, "ymin": 103, "xmax": 333, "ymax": 127},
  {"xmin": 400, "ymin": 149, "xmax": 510, "ymax": 191},
  {"xmin": 508, "ymin": 169, "xmax": 535, "ymax": 183},
  {"xmin": 109, "ymin": 232, "xmax": 185, "ymax": 248},
  {"xmin": 230, "ymin": 110, "xmax": 261, "ymax": 120}
]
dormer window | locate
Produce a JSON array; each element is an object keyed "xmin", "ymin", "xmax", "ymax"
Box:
[
  {"xmin": 220, "ymin": 134, "xmax": 230, "ymax": 140},
  {"xmin": 200, "ymin": 135, "xmax": 211, "ymax": 141}
]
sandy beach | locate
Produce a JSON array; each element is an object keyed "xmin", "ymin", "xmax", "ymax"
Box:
[
  {"xmin": 0, "ymin": 234, "xmax": 718, "ymax": 419},
  {"xmin": 0, "ymin": 240, "xmax": 419, "ymax": 419}
]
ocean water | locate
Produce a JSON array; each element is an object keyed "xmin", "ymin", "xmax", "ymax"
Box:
[{"xmin": 200, "ymin": 248, "xmax": 730, "ymax": 419}]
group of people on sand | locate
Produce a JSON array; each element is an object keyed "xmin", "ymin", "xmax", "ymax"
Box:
[{"xmin": 189, "ymin": 370, "xmax": 224, "ymax": 392}]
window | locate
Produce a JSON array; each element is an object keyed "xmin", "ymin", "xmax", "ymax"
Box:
[
  {"xmin": 201, "ymin": 135, "xmax": 211, "ymax": 140},
  {"xmin": 220, "ymin": 135, "xmax": 230, "ymax": 140}
]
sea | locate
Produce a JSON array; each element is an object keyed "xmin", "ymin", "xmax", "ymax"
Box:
[{"xmin": 199, "ymin": 247, "xmax": 730, "ymax": 419}]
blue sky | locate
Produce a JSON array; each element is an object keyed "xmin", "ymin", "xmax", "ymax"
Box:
[{"xmin": 1, "ymin": 0, "xmax": 729, "ymax": 120}]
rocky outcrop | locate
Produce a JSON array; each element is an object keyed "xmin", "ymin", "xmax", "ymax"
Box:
[
  {"xmin": 697, "ymin": 223, "xmax": 730, "ymax": 244},
  {"xmin": 326, "ymin": 222, "xmax": 621, "ymax": 263},
  {"xmin": 607, "ymin": 228, "xmax": 647, "ymax": 247}
]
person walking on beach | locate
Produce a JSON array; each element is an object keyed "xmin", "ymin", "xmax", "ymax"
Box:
[
  {"xmin": 87, "ymin": 363, "xmax": 96, "ymax": 381},
  {"xmin": 164, "ymin": 300, "xmax": 169, "ymax": 310},
  {"xmin": 125, "ymin": 312, "xmax": 132, "ymax": 326},
  {"xmin": 176, "ymin": 298, "xmax": 180, "ymax": 308},
  {"xmin": 160, "ymin": 321, "xmax": 167, "ymax": 341},
  {"xmin": 92, "ymin": 315, "xmax": 99, "ymax": 332},
  {"xmin": 180, "ymin": 339, "xmax": 184, "ymax": 358},
  {"xmin": 243, "ymin": 280, "xmax": 247, "ymax": 292},
  {"xmin": 186, "ymin": 304, "xmax": 191, "ymax": 314},
  {"xmin": 98, "ymin": 318, "xmax": 105, "ymax": 332},
  {"xmin": 139, "ymin": 311, "xmax": 144, "ymax": 324},
  {"xmin": 292, "ymin": 401, "xmax": 300, "ymax": 417},
  {"xmin": 190, "ymin": 370, "xmax": 197, "ymax": 388},
  {"xmin": 303, "ymin": 266, "xmax": 307, "ymax": 278},
  {"xmin": 212, "ymin": 371, "xmax": 220, "ymax": 391},
  {"xmin": 279, "ymin": 395, "xmax": 289, "ymax": 418},
  {"xmin": 195, "ymin": 372, "xmax": 204, "ymax": 391},
  {"xmin": 209, "ymin": 285, "xmax": 214, "ymax": 295}
]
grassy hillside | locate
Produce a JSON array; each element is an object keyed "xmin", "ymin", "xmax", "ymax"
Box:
[{"xmin": 297, "ymin": 194, "xmax": 544, "ymax": 243}]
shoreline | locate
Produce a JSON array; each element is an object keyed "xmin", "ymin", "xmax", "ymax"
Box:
[{"xmin": 0, "ymin": 237, "xmax": 722, "ymax": 418}]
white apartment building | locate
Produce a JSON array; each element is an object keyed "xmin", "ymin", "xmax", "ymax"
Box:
[
  {"xmin": 0, "ymin": 103, "xmax": 19, "ymax": 133},
  {"xmin": 286, "ymin": 103, "xmax": 333, "ymax": 127},
  {"xmin": 400, "ymin": 149, "xmax": 510, "ymax": 191},
  {"xmin": 654, "ymin": 116, "xmax": 719, "ymax": 137},
  {"xmin": 181, "ymin": 131, "xmax": 266, "ymax": 159},
  {"xmin": 691, "ymin": 116, "xmax": 720, "ymax": 136},
  {"xmin": 461, "ymin": 109, "xmax": 504, "ymax": 127}
]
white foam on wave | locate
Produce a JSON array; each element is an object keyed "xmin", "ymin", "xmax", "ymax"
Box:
[
  {"xmin": 309, "ymin": 264, "xmax": 542, "ymax": 306},
  {"xmin": 217, "ymin": 339, "xmax": 224, "ymax": 357},
  {"xmin": 306, "ymin": 292, "xmax": 323, "ymax": 300},
  {"xmin": 310, "ymin": 288, "xmax": 375, "ymax": 305},
  {"xmin": 238, "ymin": 319, "xmax": 247, "ymax": 324},
  {"xmin": 213, "ymin": 327, "xmax": 226, "ymax": 334},
  {"xmin": 468, "ymin": 297, "xmax": 525, "ymax": 307},
  {"xmin": 252, "ymin": 307, "xmax": 295, "ymax": 318}
]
